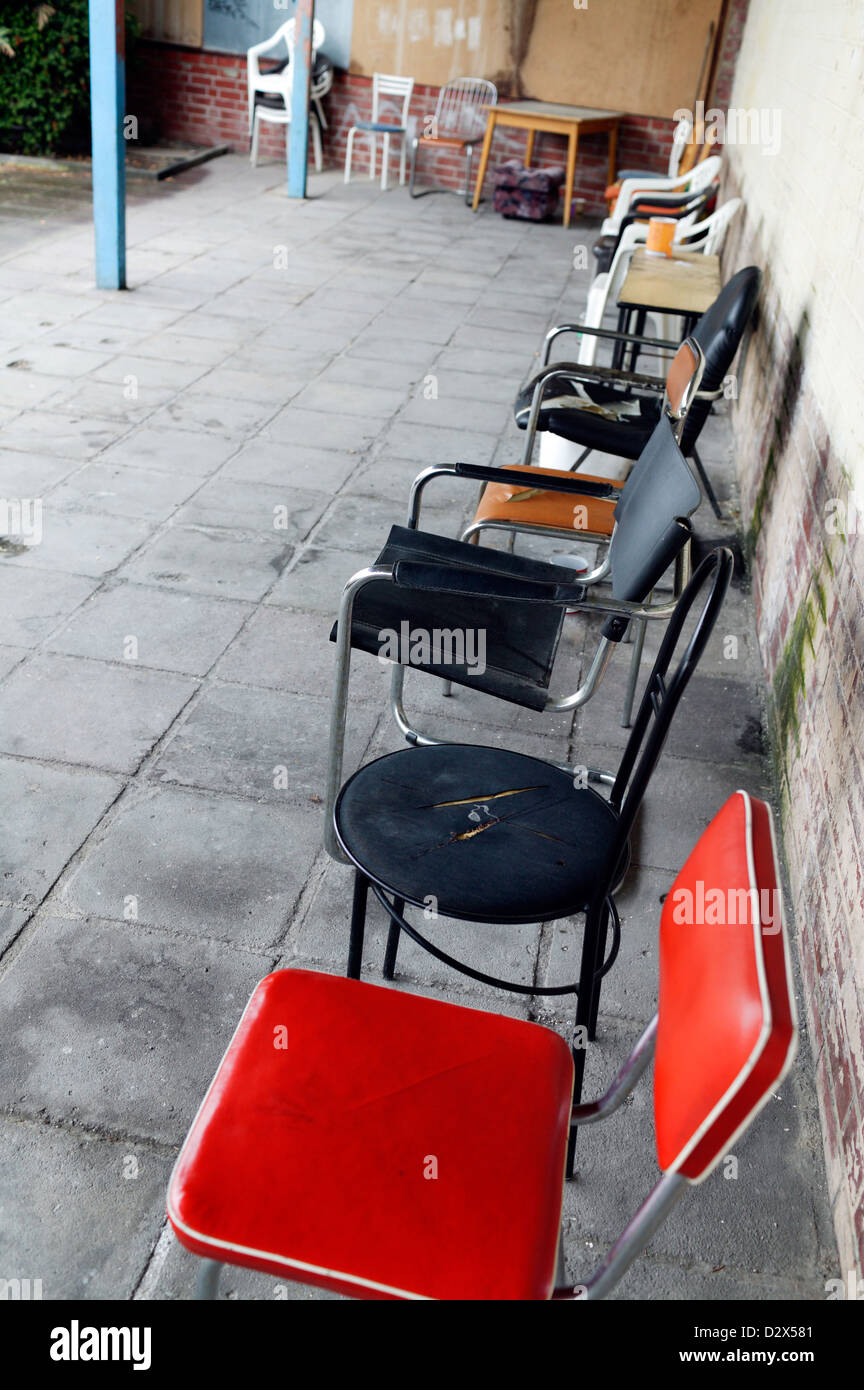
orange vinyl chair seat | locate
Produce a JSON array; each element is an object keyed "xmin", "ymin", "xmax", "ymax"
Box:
[
  {"xmin": 473, "ymin": 463, "xmax": 626, "ymax": 535},
  {"xmin": 168, "ymin": 969, "xmax": 574, "ymax": 1301}
]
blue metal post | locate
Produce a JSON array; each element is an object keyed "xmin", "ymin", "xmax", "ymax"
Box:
[
  {"xmin": 89, "ymin": 0, "xmax": 126, "ymax": 288},
  {"xmin": 288, "ymin": 0, "xmax": 315, "ymax": 198}
]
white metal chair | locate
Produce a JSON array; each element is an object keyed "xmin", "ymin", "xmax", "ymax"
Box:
[
  {"xmin": 408, "ymin": 77, "xmax": 497, "ymax": 203},
  {"xmin": 247, "ymin": 18, "xmax": 325, "ymax": 171},
  {"xmin": 344, "ymin": 73, "xmax": 415, "ymax": 192}
]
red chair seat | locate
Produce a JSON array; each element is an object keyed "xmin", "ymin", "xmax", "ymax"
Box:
[{"xmin": 168, "ymin": 970, "xmax": 574, "ymax": 1301}]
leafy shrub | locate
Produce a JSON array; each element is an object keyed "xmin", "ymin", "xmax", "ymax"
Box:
[{"xmin": 0, "ymin": 2, "xmax": 139, "ymax": 156}]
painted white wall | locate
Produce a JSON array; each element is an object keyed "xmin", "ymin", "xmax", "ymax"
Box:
[{"xmin": 727, "ymin": 0, "xmax": 864, "ymax": 483}]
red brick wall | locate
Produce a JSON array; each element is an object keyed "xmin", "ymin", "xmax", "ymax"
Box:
[
  {"xmin": 128, "ymin": 9, "xmax": 747, "ymax": 217},
  {"xmin": 129, "ymin": 47, "xmax": 670, "ymax": 212}
]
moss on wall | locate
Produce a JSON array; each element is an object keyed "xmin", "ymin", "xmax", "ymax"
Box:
[{"xmin": 770, "ymin": 558, "xmax": 828, "ymax": 751}]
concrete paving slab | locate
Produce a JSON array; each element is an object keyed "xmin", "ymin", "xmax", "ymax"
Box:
[
  {"xmin": 0, "ymin": 645, "xmax": 26, "ymax": 681},
  {"xmin": 0, "ymin": 449, "xmax": 80, "ymax": 495},
  {"xmin": 213, "ymin": 604, "xmax": 390, "ymax": 705},
  {"xmin": 173, "ymin": 477, "xmax": 329, "ymax": 540},
  {"xmin": 0, "ymin": 568, "xmax": 98, "ymax": 647},
  {"xmin": 46, "ymin": 462, "xmax": 202, "ymax": 523},
  {"xmin": 264, "ymin": 544, "xmax": 374, "ymax": 614},
  {"xmin": 44, "ymin": 585, "xmax": 252, "ymax": 676},
  {"xmin": 0, "ymin": 1116, "xmax": 172, "ymax": 1300},
  {"xmin": 147, "ymin": 392, "xmax": 278, "ymax": 439},
  {"xmin": 0, "ymin": 755, "xmax": 120, "ymax": 920},
  {"xmin": 0, "ymin": 915, "xmax": 270, "ymax": 1145},
  {"xmin": 56, "ymin": 784, "xmax": 321, "ymax": 951},
  {"xmin": 264, "ymin": 405, "xmax": 381, "ymax": 453},
  {"xmin": 0, "ymin": 652, "xmax": 196, "ymax": 772},
  {"xmin": 0, "ymin": 410, "xmax": 127, "ymax": 460},
  {"xmin": 152, "ymin": 683, "xmax": 378, "ymax": 806},
  {"xmin": 2, "ymin": 509, "xmax": 152, "ymax": 578},
  {"xmin": 100, "ymin": 425, "xmax": 240, "ymax": 476},
  {"xmin": 119, "ymin": 525, "xmax": 293, "ymax": 602}
]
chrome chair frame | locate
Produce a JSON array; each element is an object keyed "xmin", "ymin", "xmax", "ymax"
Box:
[
  {"xmin": 455, "ymin": 337, "xmax": 707, "ymax": 726},
  {"xmin": 324, "ymin": 484, "xmax": 693, "ymax": 867},
  {"xmin": 408, "ymin": 77, "xmax": 497, "ymax": 204},
  {"xmin": 536, "ymin": 322, "xmax": 726, "ymax": 514}
]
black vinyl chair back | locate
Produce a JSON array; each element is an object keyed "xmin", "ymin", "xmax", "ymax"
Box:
[
  {"xmin": 591, "ymin": 547, "xmax": 734, "ymax": 909},
  {"xmin": 680, "ymin": 266, "xmax": 761, "ymax": 454},
  {"xmin": 607, "ymin": 413, "xmax": 701, "ymax": 602}
]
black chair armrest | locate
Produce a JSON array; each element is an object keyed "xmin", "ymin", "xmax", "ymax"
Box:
[{"xmin": 452, "ymin": 461, "xmax": 617, "ymax": 499}]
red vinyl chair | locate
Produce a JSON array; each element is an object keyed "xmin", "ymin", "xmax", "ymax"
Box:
[{"xmin": 167, "ymin": 790, "xmax": 797, "ymax": 1301}]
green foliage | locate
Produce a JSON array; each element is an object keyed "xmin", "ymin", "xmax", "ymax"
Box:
[{"xmin": 0, "ymin": 2, "xmax": 140, "ymax": 156}]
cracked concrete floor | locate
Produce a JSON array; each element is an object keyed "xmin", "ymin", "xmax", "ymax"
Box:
[{"xmin": 0, "ymin": 154, "xmax": 839, "ymax": 1300}]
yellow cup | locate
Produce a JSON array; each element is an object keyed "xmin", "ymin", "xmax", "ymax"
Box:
[{"xmin": 646, "ymin": 217, "xmax": 676, "ymax": 257}]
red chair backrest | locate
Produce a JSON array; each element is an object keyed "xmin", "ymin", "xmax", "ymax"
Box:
[{"xmin": 654, "ymin": 790, "xmax": 797, "ymax": 1181}]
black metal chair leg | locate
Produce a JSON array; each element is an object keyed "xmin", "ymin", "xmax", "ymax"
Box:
[
  {"xmin": 691, "ymin": 446, "xmax": 723, "ymax": 519},
  {"xmin": 347, "ymin": 872, "xmax": 369, "ymax": 979},
  {"xmin": 565, "ymin": 904, "xmax": 604, "ymax": 1179},
  {"xmin": 382, "ymin": 897, "xmax": 404, "ymax": 980},
  {"xmin": 587, "ymin": 914, "xmax": 609, "ymax": 1042}
]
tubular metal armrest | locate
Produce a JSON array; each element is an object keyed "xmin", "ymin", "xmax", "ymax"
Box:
[
  {"xmin": 325, "ymin": 564, "xmax": 394, "ymax": 861},
  {"xmin": 570, "ymin": 1016, "xmax": 657, "ymax": 1125},
  {"xmin": 542, "ymin": 322, "xmax": 681, "ymax": 365},
  {"xmin": 530, "ymin": 357, "xmax": 723, "ymax": 405}
]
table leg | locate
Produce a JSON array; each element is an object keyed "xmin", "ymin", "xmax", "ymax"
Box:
[
  {"xmin": 607, "ymin": 122, "xmax": 619, "ymax": 184},
  {"xmin": 613, "ymin": 307, "xmax": 628, "ymax": 370},
  {"xmin": 563, "ymin": 130, "xmax": 579, "ymax": 229},
  {"xmin": 524, "ymin": 128, "xmax": 535, "ymax": 166},
  {"xmin": 629, "ymin": 310, "xmax": 647, "ymax": 371},
  {"xmin": 472, "ymin": 113, "xmax": 496, "ymax": 212}
]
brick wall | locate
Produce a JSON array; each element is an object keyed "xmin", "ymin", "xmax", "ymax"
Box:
[
  {"xmin": 721, "ymin": 0, "xmax": 864, "ymax": 1283},
  {"xmin": 129, "ymin": 46, "xmax": 673, "ymax": 213},
  {"xmin": 128, "ymin": 4, "xmax": 748, "ymax": 216}
]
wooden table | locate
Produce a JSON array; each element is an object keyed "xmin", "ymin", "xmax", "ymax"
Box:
[
  {"xmin": 618, "ymin": 246, "xmax": 721, "ymax": 325},
  {"xmin": 615, "ymin": 246, "xmax": 722, "ymax": 366},
  {"xmin": 471, "ymin": 102, "xmax": 623, "ymax": 229}
]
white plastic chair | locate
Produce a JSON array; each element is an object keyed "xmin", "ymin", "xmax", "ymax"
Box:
[
  {"xmin": 677, "ymin": 196, "xmax": 742, "ymax": 255},
  {"xmin": 344, "ymin": 74, "xmax": 415, "ymax": 191},
  {"xmin": 247, "ymin": 18, "xmax": 325, "ymax": 171},
  {"xmin": 601, "ymin": 155, "xmax": 722, "ymax": 237},
  {"xmin": 614, "ymin": 115, "xmax": 693, "ymax": 183},
  {"xmin": 577, "ymin": 199, "xmax": 738, "ymax": 368}
]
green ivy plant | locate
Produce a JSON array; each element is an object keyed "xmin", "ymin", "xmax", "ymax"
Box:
[{"xmin": 0, "ymin": 2, "xmax": 140, "ymax": 156}]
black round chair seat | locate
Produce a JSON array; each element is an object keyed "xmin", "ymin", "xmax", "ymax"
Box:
[{"xmin": 335, "ymin": 744, "xmax": 623, "ymax": 924}]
